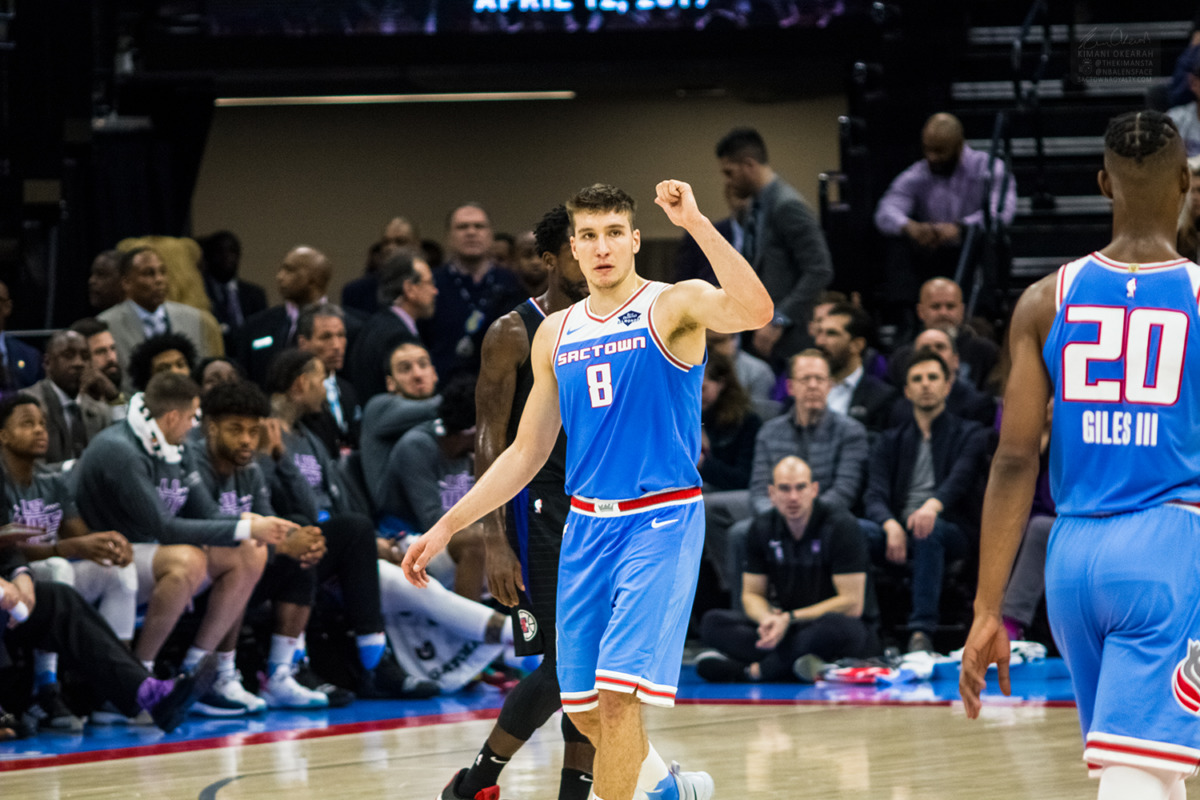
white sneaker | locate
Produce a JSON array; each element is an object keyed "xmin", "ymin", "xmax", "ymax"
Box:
[
  {"xmin": 670, "ymin": 761, "xmax": 714, "ymax": 800},
  {"xmin": 192, "ymin": 671, "xmax": 267, "ymax": 717},
  {"xmin": 259, "ymin": 665, "xmax": 329, "ymax": 710}
]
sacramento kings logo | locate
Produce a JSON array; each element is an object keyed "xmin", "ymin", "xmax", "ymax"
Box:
[
  {"xmin": 618, "ymin": 310, "xmax": 641, "ymax": 326},
  {"xmin": 518, "ymin": 609, "xmax": 539, "ymax": 642},
  {"xmin": 1172, "ymin": 639, "xmax": 1200, "ymax": 714}
]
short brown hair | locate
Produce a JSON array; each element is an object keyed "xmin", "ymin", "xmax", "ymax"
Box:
[
  {"xmin": 566, "ymin": 184, "xmax": 636, "ymax": 227},
  {"xmin": 144, "ymin": 372, "xmax": 200, "ymax": 417}
]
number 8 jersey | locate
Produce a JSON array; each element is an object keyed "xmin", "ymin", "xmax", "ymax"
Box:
[
  {"xmin": 553, "ymin": 280, "xmax": 703, "ymax": 500},
  {"xmin": 1044, "ymin": 252, "xmax": 1200, "ymax": 515}
]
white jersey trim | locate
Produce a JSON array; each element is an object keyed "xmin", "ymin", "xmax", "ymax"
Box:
[
  {"xmin": 647, "ymin": 288, "xmax": 694, "ymax": 372},
  {"xmin": 1084, "ymin": 731, "xmax": 1200, "ymax": 777}
]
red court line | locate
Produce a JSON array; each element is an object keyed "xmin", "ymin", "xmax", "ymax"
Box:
[{"xmin": 0, "ymin": 708, "xmax": 502, "ymax": 773}]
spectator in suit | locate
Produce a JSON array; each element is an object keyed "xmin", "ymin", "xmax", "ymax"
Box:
[
  {"xmin": 874, "ymin": 113, "xmax": 1017, "ymax": 336},
  {"xmin": 673, "ymin": 183, "xmax": 752, "ymax": 286},
  {"xmin": 716, "ymin": 127, "xmax": 834, "ymax": 366},
  {"xmin": 888, "ymin": 327, "xmax": 996, "ymax": 429},
  {"xmin": 886, "ymin": 277, "xmax": 999, "ymax": 392},
  {"xmin": 342, "ymin": 217, "xmax": 419, "ymax": 316},
  {"xmin": 814, "ymin": 303, "xmax": 898, "ymax": 436},
  {"xmin": 99, "ymin": 247, "xmax": 222, "ymax": 394},
  {"xmin": 696, "ymin": 456, "xmax": 877, "ymax": 683},
  {"xmin": 0, "ymin": 281, "xmax": 42, "ymax": 391},
  {"xmin": 862, "ymin": 348, "xmax": 989, "ymax": 653},
  {"xmin": 296, "ymin": 303, "xmax": 360, "ymax": 457},
  {"xmin": 23, "ymin": 331, "xmax": 112, "ymax": 466},
  {"xmin": 69, "ymin": 318, "xmax": 128, "ymax": 419},
  {"xmin": 199, "ymin": 231, "xmax": 268, "ymax": 354},
  {"xmin": 87, "ymin": 250, "xmax": 125, "ymax": 313},
  {"xmin": 347, "ymin": 249, "xmax": 437, "ymax": 402},
  {"xmin": 421, "ymin": 203, "xmax": 525, "ymax": 381},
  {"xmin": 238, "ymin": 246, "xmax": 332, "ymax": 386}
]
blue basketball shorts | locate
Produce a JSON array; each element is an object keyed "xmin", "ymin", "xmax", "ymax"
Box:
[
  {"xmin": 1046, "ymin": 504, "xmax": 1200, "ymax": 777},
  {"xmin": 555, "ymin": 488, "xmax": 704, "ymax": 713}
]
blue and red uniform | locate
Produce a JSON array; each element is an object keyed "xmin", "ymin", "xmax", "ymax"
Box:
[
  {"xmin": 1043, "ymin": 252, "xmax": 1200, "ymax": 776},
  {"xmin": 552, "ymin": 280, "xmax": 705, "ymax": 712}
]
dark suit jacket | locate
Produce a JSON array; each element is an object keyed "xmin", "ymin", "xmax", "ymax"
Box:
[
  {"xmin": 238, "ymin": 305, "xmax": 294, "ymax": 387},
  {"xmin": 847, "ymin": 373, "xmax": 899, "ymax": 435},
  {"xmin": 205, "ymin": 276, "xmax": 268, "ymax": 353},
  {"xmin": 673, "ymin": 217, "xmax": 736, "ymax": 285},
  {"xmin": 346, "ymin": 309, "xmax": 420, "ymax": 402},
  {"xmin": 341, "ymin": 274, "xmax": 381, "ymax": 317},
  {"xmin": 2, "ymin": 334, "xmax": 43, "ymax": 390},
  {"xmin": 863, "ymin": 411, "xmax": 990, "ymax": 535},
  {"xmin": 750, "ymin": 177, "xmax": 834, "ymax": 360},
  {"xmin": 25, "ymin": 378, "xmax": 112, "ymax": 464},
  {"xmin": 302, "ymin": 375, "xmax": 362, "ymax": 457}
]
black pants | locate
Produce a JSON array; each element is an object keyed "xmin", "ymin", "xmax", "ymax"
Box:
[
  {"xmin": 252, "ymin": 552, "xmax": 318, "ymax": 608},
  {"xmin": 700, "ymin": 608, "xmax": 877, "ymax": 681},
  {"xmin": 315, "ymin": 512, "xmax": 384, "ymax": 635},
  {"xmin": 3, "ymin": 582, "xmax": 148, "ymax": 716}
]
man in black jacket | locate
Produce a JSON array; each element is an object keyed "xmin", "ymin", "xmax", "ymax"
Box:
[
  {"xmin": 863, "ymin": 348, "xmax": 989, "ymax": 653},
  {"xmin": 815, "ymin": 303, "xmax": 898, "ymax": 437}
]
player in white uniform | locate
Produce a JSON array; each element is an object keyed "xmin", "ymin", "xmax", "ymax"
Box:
[{"xmin": 405, "ymin": 180, "xmax": 773, "ymax": 800}]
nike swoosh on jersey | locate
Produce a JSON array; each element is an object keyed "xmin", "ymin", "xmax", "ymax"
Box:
[{"xmin": 650, "ymin": 518, "xmax": 679, "ymax": 529}]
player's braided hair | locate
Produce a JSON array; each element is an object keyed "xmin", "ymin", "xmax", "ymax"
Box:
[{"xmin": 1104, "ymin": 110, "xmax": 1179, "ymax": 165}]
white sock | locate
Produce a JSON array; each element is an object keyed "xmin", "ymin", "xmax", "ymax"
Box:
[
  {"xmin": 1098, "ymin": 765, "xmax": 1183, "ymax": 800},
  {"xmin": 269, "ymin": 635, "xmax": 300, "ymax": 671},
  {"xmin": 636, "ymin": 742, "xmax": 672, "ymax": 793},
  {"xmin": 216, "ymin": 649, "xmax": 237, "ymax": 679},
  {"xmin": 183, "ymin": 646, "xmax": 211, "ymax": 672}
]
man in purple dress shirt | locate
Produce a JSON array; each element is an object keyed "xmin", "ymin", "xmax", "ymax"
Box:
[{"xmin": 874, "ymin": 113, "xmax": 1017, "ymax": 337}]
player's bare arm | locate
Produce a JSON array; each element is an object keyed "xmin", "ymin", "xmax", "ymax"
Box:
[
  {"xmin": 960, "ymin": 273, "xmax": 1056, "ymax": 719},
  {"xmin": 473, "ymin": 310, "xmax": 532, "ymax": 606},
  {"xmin": 652, "ymin": 179, "xmax": 774, "ymax": 359},
  {"xmin": 402, "ymin": 316, "xmax": 563, "ymax": 588}
]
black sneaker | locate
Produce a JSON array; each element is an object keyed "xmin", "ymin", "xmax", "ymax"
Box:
[
  {"xmin": 23, "ymin": 683, "xmax": 85, "ymax": 733},
  {"xmin": 438, "ymin": 768, "xmax": 499, "ymax": 800},
  {"xmin": 906, "ymin": 631, "xmax": 935, "ymax": 654},
  {"xmin": 294, "ymin": 660, "xmax": 355, "ymax": 708},
  {"xmin": 149, "ymin": 653, "xmax": 219, "ymax": 733},
  {"xmin": 694, "ymin": 650, "xmax": 748, "ymax": 683},
  {"xmin": 358, "ymin": 658, "xmax": 439, "ymax": 700}
]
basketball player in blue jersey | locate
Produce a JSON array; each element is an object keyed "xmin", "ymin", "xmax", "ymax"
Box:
[
  {"xmin": 405, "ymin": 181, "xmax": 773, "ymax": 800},
  {"xmin": 961, "ymin": 110, "xmax": 1200, "ymax": 800}
]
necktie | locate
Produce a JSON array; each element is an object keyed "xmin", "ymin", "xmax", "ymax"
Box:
[
  {"xmin": 226, "ymin": 283, "xmax": 244, "ymax": 328},
  {"xmin": 325, "ymin": 377, "xmax": 345, "ymax": 432},
  {"xmin": 64, "ymin": 400, "xmax": 88, "ymax": 456}
]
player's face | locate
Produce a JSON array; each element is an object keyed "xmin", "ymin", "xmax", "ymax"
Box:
[
  {"xmin": 788, "ymin": 356, "xmax": 831, "ymax": 412},
  {"xmin": 815, "ymin": 314, "xmax": 856, "ymax": 375},
  {"xmin": 300, "ymin": 315, "xmax": 347, "ymax": 373},
  {"xmin": 123, "ymin": 251, "xmax": 169, "ymax": 311},
  {"xmin": 570, "ymin": 211, "xmax": 640, "ymax": 292},
  {"xmin": 87, "ymin": 331, "xmax": 121, "ymax": 385},
  {"xmin": 768, "ymin": 462, "xmax": 819, "ymax": 521},
  {"xmin": 917, "ymin": 284, "xmax": 964, "ymax": 331},
  {"xmin": 448, "ymin": 206, "xmax": 494, "ymax": 262},
  {"xmin": 905, "ymin": 361, "xmax": 951, "ymax": 412},
  {"xmin": 0, "ymin": 403, "xmax": 48, "ymax": 458},
  {"xmin": 210, "ymin": 415, "xmax": 262, "ymax": 468},
  {"xmin": 551, "ymin": 243, "xmax": 590, "ymax": 303},
  {"xmin": 161, "ymin": 398, "xmax": 200, "ymax": 446},
  {"xmin": 151, "ymin": 349, "xmax": 191, "ymax": 380},
  {"xmin": 403, "ymin": 260, "xmax": 438, "ymax": 319},
  {"xmin": 387, "ymin": 344, "xmax": 437, "ymax": 399}
]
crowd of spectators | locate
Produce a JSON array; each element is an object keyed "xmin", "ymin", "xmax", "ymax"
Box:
[{"xmin": 0, "ymin": 116, "xmax": 1053, "ymax": 742}]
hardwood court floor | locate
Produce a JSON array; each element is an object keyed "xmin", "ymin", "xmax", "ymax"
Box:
[{"xmin": 1, "ymin": 702, "xmax": 1127, "ymax": 799}]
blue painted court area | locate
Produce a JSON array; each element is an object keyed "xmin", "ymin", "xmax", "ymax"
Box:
[{"xmin": 0, "ymin": 659, "xmax": 1076, "ymax": 767}]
